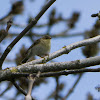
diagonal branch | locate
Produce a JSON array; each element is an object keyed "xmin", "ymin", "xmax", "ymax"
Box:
[
  {"xmin": 11, "ymin": 80, "xmax": 27, "ymax": 96},
  {"xmin": 61, "ymin": 74, "xmax": 83, "ymax": 100},
  {"xmin": 20, "ymin": 35, "xmax": 100, "ymax": 65},
  {"xmin": 11, "ymin": 79, "xmax": 35, "ymax": 100},
  {"xmin": 0, "ymin": 0, "xmax": 56, "ymax": 69}
]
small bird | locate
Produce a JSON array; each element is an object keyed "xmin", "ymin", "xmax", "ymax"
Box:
[{"xmin": 21, "ymin": 35, "xmax": 51, "ymax": 63}]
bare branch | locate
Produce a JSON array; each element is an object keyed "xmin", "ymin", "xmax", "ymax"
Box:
[
  {"xmin": 55, "ymin": 77, "xmax": 60, "ymax": 100},
  {"xmin": 6, "ymin": 19, "xmax": 13, "ymax": 32},
  {"xmin": 0, "ymin": 82, "xmax": 12, "ymax": 96},
  {"xmin": 61, "ymin": 74, "xmax": 83, "ymax": 100},
  {"xmin": 1, "ymin": 55, "xmax": 100, "ymax": 82},
  {"xmin": 11, "ymin": 80, "xmax": 27, "ymax": 96},
  {"xmin": 25, "ymin": 72, "xmax": 40, "ymax": 100},
  {"xmin": 11, "ymin": 80, "xmax": 35, "ymax": 100}
]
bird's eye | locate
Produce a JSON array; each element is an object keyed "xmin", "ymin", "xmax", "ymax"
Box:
[{"xmin": 43, "ymin": 35, "xmax": 51, "ymax": 39}]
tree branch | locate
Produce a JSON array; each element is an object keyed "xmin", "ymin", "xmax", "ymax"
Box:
[
  {"xmin": 1, "ymin": 55, "xmax": 100, "ymax": 82},
  {"xmin": 11, "ymin": 80, "xmax": 27, "ymax": 96},
  {"xmin": 11, "ymin": 79, "xmax": 35, "ymax": 100}
]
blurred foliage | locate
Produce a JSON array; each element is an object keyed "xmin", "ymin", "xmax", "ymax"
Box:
[
  {"xmin": 0, "ymin": 29, "xmax": 8, "ymax": 42},
  {"xmin": 82, "ymin": 20, "xmax": 100, "ymax": 58},
  {"xmin": 68, "ymin": 12, "xmax": 80, "ymax": 29},
  {"xmin": 86, "ymin": 93, "xmax": 93, "ymax": 100},
  {"xmin": 15, "ymin": 45, "xmax": 27, "ymax": 65}
]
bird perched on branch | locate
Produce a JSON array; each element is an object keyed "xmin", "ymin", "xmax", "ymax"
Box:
[{"xmin": 21, "ymin": 35, "xmax": 51, "ymax": 63}]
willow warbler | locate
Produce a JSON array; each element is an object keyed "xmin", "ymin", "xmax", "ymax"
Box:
[{"xmin": 21, "ymin": 35, "xmax": 51, "ymax": 63}]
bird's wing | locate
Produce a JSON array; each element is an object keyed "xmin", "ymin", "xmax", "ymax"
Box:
[{"xmin": 26, "ymin": 38, "xmax": 41, "ymax": 54}]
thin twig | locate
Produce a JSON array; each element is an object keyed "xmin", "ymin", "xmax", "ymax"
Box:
[
  {"xmin": 8, "ymin": 31, "xmax": 83, "ymax": 38},
  {"xmin": 0, "ymin": 82, "xmax": 12, "ymax": 96},
  {"xmin": 0, "ymin": 12, "xmax": 12, "ymax": 22},
  {"xmin": 11, "ymin": 80, "xmax": 27, "ymax": 96},
  {"xmin": 55, "ymin": 77, "xmax": 59, "ymax": 100},
  {"xmin": 11, "ymin": 80, "xmax": 35, "ymax": 100},
  {"xmin": 6, "ymin": 19, "xmax": 13, "ymax": 32},
  {"xmin": 0, "ymin": 30, "xmax": 8, "ymax": 43},
  {"xmin": 61, "ymin": 74, "xmax": 83, "ymax": 100}
]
